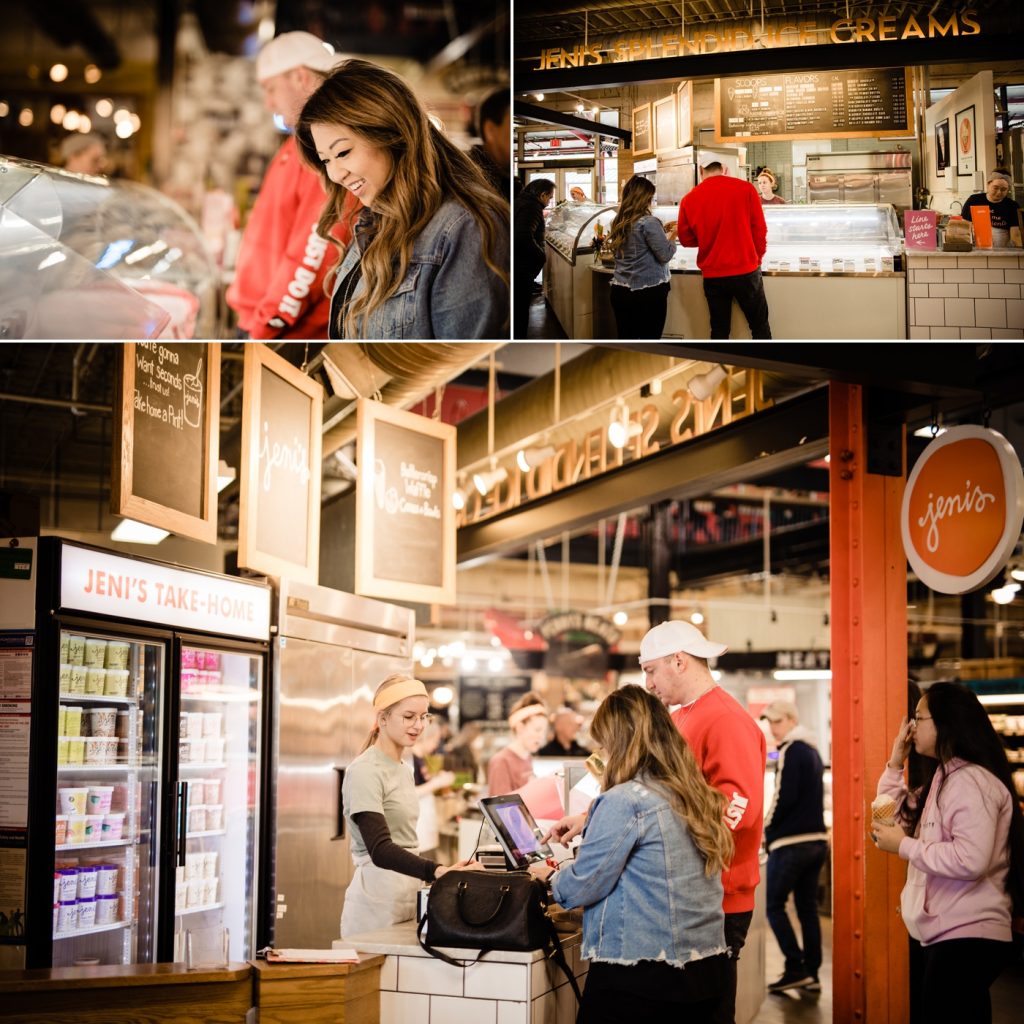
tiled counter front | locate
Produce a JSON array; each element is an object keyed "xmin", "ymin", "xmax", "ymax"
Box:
[
  {"xmin": 338, "ymin": 922, "xmax": 586, "ymax": 1024},
  {"xmin": 906, "ymin": 251, "xmax": 1024, "ymax": 338}
]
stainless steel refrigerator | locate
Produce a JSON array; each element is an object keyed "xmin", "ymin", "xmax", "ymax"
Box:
[
  {"xmin": 271, "ymin": 578, "xmax": 414, "ymax": 949},
  {"xmin": 3, "ymin": 538, "xmax": 272, "ymax": 969}
]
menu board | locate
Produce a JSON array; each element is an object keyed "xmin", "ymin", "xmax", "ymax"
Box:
[
  {"xmin": 458, "ymin": 674, "xmax": 533, "ymax": 725},
  {"xmin": 715, "ymin": 67, "xmax": 912, "ymax": 143},
  {"xmin": 355, "ymin": 400, "xmax": 456, "ymax": 605},
  {"xmin": 239, "ymin": 344, "xmax": 323, "ymax": 584},
  {"xmin": 112, "ymin": 343, "xmax": 220, "ymax": 544}
]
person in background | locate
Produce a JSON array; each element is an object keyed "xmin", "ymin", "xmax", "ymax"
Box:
[
  {"xmin": 760, "ymin": 700, "xmax": 828, "ymax": 993},
  {"xmin": 340, "ymin": 674, "xmax": 480, "ymax": 938},
  {"xmin": 468, "ymin": 87, "xmax": 510, "ymax": 199},
  {"xmin": 443, "ymin": 720, "xmax": 482, "ymax": 780},
  {"xmin": 537, "ymin": 706, "xmax": 590, "ymax": 758},
  {"xmin": 961, "ymin": 169, "xmax": 1022, "ymax": 248},
  {"xmin": 486, "ymin": 692, "xmax": 549, "ymax": 795},
  {"xmin": 606, "ymin": 175, "xmax": 677, "ymax": 339},
  {"xmin": 676, "ymin": 160, "xmax": 771, "ymax": 339},
  {"xmin": 412, "ymin": 721, "xmax": 455, "ymax": 861},
  {"xmin": 756, "ymin": 168, "xmax": 786, "ymax": 205},
  {"xmin": 546, "ymin": 621, "xmax": 765, "ymax": 1024},
  {"xmin": 530, "ymin": 685, "xmax": 732, "ymax": 1023},
  {"xmin": 296, "ymin": 59, "xmax": 509, "ymax": 339},
  {"xmin": 61, "ymin": 133, "xmax": 107, "ymax": 176},
  {"xmin": 872, "ymin": 681, "xmax": 1024, "ymax": 1024},
  {"xmin": 513, "ymin": 177, "xmax": 555, "ymax": 338},
  {"xmin": 570, "ymin": 186, "xmax": 587, "ymax": 201},
  {"xmin": 227, "ymin": 31, "xmax": 357, "ymax": 339}
]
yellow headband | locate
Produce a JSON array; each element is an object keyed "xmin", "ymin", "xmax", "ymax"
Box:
[
  {"xmin": 373, "ymin": 677, "xmax": 429, "ymax": 711},
  {"xmin": 509, "ymin": 704, "xmax": 546, "ymax": 729}
]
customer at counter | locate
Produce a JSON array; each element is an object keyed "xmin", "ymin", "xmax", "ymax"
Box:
[
  {"xmin": 513, "ymin": 178, "xmax": 555, "ymax": 338},
  {"xmin": 677, "ymin": 160, "xmax": 771, "ymax": 340},
  {"xmin": 529, "ymin": 685, "xmax": 732, "ymax": 1023},
  {"xmin": 537, "ymin": 705, "xmax": 590, "ymax": 758},
  {"xmin": 756, "ymin": 168, "xmax": 786, "ymax": 205},
  {"xmin": 340, "ymin": 675, "xmax": 480, "ymax": 938},
  {"xmin": 486, "ymin": 692, "xmax": 549, "ymax": 794},
  {"xmin": 962, "ymin": 170, "xmax": 1022, "ymax": 248},
  {"xmin": 606, "ymin": 175, "xmax": 678, "ymax": 339},
  {"xmin": 296, "ymin": 59, "xmax": 509, "ymax": 339}
]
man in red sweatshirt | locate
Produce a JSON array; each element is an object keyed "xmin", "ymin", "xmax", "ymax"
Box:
[
  {"xmin": 676, "ymin": 160, "xmax": 772, "ymax": 339},
  {"xmin": 227, "ymin": 31, "xmax": 358, "ymax": 339},
  {"xmin": 640, "ymin": 619, "xmax": 766, "ymax": 1024}
]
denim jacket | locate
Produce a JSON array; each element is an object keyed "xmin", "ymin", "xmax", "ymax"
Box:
[
  {"xmin": 330, "ymin": 200, "xmax": 509, "ymax": 339},
  {"xmin": 551, "ymin": 776, "xmax": 727, "ymax": 967},
  {"xmin": 611, "ymin": 215, "xmax": 675, "ymax": 291}
]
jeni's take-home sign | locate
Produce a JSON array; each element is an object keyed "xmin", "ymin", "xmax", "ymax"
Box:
[
  {"xmin": 901, "ymin": 425, "xmax": 1024, "ymax": 594},
  {"xmin": 238, "ymin": 344, "xmax": 323, "ymax": 584}
]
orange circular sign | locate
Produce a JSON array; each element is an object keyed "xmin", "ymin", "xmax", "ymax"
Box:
[{"xmin": 902, "ymin": 426, "xmax": 1024, "ymax": 594}]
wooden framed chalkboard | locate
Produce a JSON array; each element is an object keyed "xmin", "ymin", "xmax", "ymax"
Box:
[
  {"xmin": 677, "ymin": 81, "xmax": 693, "ymax": 148},
  {"xmin": 714, "ymin": 67, "xmax": 913, "ymax": 143},
  {"xmin": 111, "ymin": 342, "xmax": 220, "ymax": 544},
  {"xmin": 238, "ymin": 343, "xmax": 323, "ymax": 583},
  {"xmin": 355, "ymin": 399, "xmax": 456, "ymax": 605},
  {"xmin": 654, "ymin": 95, "xmax": 676, "ymax": 154},
  {"xmin": 632, "ymin": 102, "xmax": 653, "ymax": 157}
]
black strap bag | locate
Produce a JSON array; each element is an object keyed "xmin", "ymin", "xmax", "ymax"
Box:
[{"xmin": 416, "ymin": 869, "xmax": 581, "ymax": 1002}]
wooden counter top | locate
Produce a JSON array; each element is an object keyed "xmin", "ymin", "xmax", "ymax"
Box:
[
  {"xmin": 0, "ymin": 961, "xmax": 250, "ymax": 992},
  {"xmin": 250, "ymin": 954, "xmax": 384, "ymax": 979}
]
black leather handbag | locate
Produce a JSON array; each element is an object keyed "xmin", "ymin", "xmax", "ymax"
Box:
[{"xmin": 416, "ymin": 869, "xmax": 581, "ymax": 1001}]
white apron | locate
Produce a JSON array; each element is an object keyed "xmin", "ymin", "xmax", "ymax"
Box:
[{"xmin": 340, "ymin": 854, "xmax": 420, "ymax": 939}]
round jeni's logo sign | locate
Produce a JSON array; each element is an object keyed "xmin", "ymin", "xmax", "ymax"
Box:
[{"xmin": 902, "ymin": 426, "xmax": 1024, "ymax": 594}]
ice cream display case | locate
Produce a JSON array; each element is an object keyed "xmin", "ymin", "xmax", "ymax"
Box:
[
  {"xmin": 0, "ymin": 156, "xmax": 219, "ymax": 339},
  {"xmin": 544, "ymin": 199, "xmax": 617, "ymax": 338}
]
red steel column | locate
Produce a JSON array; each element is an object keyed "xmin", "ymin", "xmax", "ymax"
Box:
[{"xmin": 830, "ymin": 382, "xmax": 909, "ymax": 1023}]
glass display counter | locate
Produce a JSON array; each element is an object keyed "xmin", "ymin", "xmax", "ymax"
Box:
[{"xmin": 0, "ymin": 156, "xmax": 219, "ymax": 339}]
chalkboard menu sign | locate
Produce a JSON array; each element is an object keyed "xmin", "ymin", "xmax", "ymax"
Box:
[
  {"xmin": 715, "ymin": 67, "xmax": 912, "ymax": 143},
  {"xmin": 632, "ymin": 102, "xmax": 652, "ymax": 156},
  {"xmin": 238, "ymin": 344, "xmax": 323, "ymax": 583},
  {"xmin": 459, "ymin": 674, "xmax": 533, "ymax": 725},
  {"xmin": 355, "ymin": 399, "xmax": 456, "ymax": 605},
  {"xmin": 112, "ymin": 343, "xmax": 219, "ymax": 544}
]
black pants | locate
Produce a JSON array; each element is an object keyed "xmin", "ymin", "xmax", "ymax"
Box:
[
  {"xmin": 766, "ymin": 840, "xmax": 828, "ymax": 976},
  {"xmin": 702, "ymin": 270, "xmax": 771, "ymax": 339},
  {"xmin": 909, "ymin": 936, "xmax": 1013, "ymax": 1024},
  {"xmin": 513, "ymin": 269, "xmax": 541, "ymax": 339},
  {"xmin": 610, "ymin": 282, "xmax": 670, "ymax": 339},
  {"xmin": 708, "ymin": 909, "xmax": 754, "ymax": 1024}
]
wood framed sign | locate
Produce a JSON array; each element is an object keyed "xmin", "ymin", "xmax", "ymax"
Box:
[
  {"xmin": 355, "ymin": 399, "xmax": 456, "ymax": 605},
  {"xmin": 238, "ymin": 343, "xmax": 323, "ymax": 583},
  {"xmin": 955, "ymin": 105, "xmax": 976, "ymax": 177},
  {"xmin": 714, "ymin": 67, "xmax": 913, "ymax": 143},
  {"xmin": 677, "ymin": 80, "xmax": 693, "ymax": 148},
  {"xmin": 654, "ymin": 95, "xmax": 676, "ymax": 153},
  {"xmin": 632, "ymin": 102, "xmax": 653, "ymax": 156},
  {"xmin": 111, "ymin": 342, "xmax": 220, "ymax": 544}
]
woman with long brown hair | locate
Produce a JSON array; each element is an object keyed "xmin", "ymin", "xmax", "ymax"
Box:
[
  {"xmin": 531, "ymin": 685, "xmax": 733, "ymax": 1023},
  {"xmin": 605, "ymin": 174, "xmax": 677, "ymax": 339},
  {"xmin": 295, "ymin": 59, "xmax": 509, "ymax": 339}
]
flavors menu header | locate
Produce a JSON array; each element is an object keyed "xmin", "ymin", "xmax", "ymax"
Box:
[{"xmin": 715, "ymin": 67, "xmax": 912, "ymax": 142}]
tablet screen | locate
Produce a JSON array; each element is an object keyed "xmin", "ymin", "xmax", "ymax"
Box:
[{"xmin": 480, "ymin": 794, "xmax": 554, "ymax": 868}]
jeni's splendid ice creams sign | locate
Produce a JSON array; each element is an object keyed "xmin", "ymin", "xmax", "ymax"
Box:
[
  {"xmin": 901, "ymin": 425, "xmax": 1024, "ymax": 594},
  {"xmin": 60, "ymin": 543, "xmax": 271, "ymax": 641}
]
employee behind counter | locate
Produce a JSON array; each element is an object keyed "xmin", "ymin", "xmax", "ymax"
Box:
[{"xmin": 961, "ymin": 169, "xmax": 1022, "ymax": 248}]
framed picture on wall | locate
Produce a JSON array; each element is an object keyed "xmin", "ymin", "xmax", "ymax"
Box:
[
  {"xmin": 677, "ymin": 81, "xmax": 693, "ymax": 148},
  {"xmin": 935, "ymin": 118, "xmax": 949, "ymax": 177},
  {"xmin": 654, "ymin": 95, "xmax": 676, "ymax": 153},
  {"xmin": 632, "ymin": 102, "xmax": 652, "ymax": 157},
  {"xmin": 954, "ymin": 105, "xmax": 976, "ymax": 177}
]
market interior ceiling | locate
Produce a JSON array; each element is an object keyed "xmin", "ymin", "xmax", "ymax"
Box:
[{"xmin": 1, "ymin": 342, "xmax": 1023, "ymax": 653}]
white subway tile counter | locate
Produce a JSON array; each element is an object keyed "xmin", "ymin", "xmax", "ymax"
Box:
[
  {"xmin": 336, "ymin": 921, "xmax": 587, "ymax": 1024},
  {"xmin": 906, "ymin": 251, "xmax": 1024, "ymax": 338}
]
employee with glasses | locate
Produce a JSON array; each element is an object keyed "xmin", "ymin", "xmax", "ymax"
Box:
[
  {"xmin": 340, "ymin": 674, "xmax": 481, "ymax": 938},
  {"xmin": 871, "ymin": 681, "xmax": 1024, "ymax": 1024}
]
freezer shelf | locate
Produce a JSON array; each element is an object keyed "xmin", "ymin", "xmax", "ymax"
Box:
[
  {"xmin": 55, "ymin": 920, "xmax": 130, "ymax": 939},
  {"xmin": 56, "ymin": 839, "xmax": 134, "ymax": 852}
]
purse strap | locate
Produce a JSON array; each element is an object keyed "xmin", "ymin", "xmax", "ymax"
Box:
[{"xmin": 457, "ymin": 878, "xmax": 510, "ymax": 926}]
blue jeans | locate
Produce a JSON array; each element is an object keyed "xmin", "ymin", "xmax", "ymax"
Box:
[
  {"xmin": 702, "ymin": 269, "xmax": 771, "ymax": 339},
  {"xmin": 766, "ymin": 840, "xmax": 828, "ymax": 976}
]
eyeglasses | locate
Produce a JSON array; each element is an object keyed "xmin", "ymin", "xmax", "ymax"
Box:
[
  {"xmin": 400, "ymin": 712, "xmax": 434, "ymax": 726},
  {"xmin": 912, "ymin": 714, "xmax": 932, "ymax": 723}
]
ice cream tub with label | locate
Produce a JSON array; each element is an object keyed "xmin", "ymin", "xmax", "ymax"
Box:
[
  {"xmin": 102, "ymin": 812, "xmax": 125, "ymax": 840},
  {"xmin": 84, "ymin": 638, "xmax": 107, "ymax": 668},
  {"xmin": 76, "ymin": 866, "xmax": 98, "ymax": 899},
  {"xmin": 95, "ymin": 864, "xmax": 119, "ymax": 895},
  {"xmin": 95, "ymin": 893, "xmax": 119, "ymax": 925},
  {"xmin": 104, "ymin": 669, "xmax": 129, "ymax": 697},
  {"xmin": 104, "ymin": 641, "xmax": 130, "ymax": 669}
]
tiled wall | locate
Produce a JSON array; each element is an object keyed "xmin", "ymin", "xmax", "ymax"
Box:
[
  {"xmin": 906, "ymin": 253, "xmax": 1024, "ymax": 338},
  {"xmin": 378, "ymin": 943, "xmax": 588, "ymax": 1024}
]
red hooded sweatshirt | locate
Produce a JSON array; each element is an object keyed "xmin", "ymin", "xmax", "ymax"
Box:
[{"xmin": 676, "ymin": 174, "xmax": 767, "ymax": 279}]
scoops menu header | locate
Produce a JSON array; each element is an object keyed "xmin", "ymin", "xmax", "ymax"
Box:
[{"xmin": 60, "ymin": 544, "xmax": 271, "ymax": 642}]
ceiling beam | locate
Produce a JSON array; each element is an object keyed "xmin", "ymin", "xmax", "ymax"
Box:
[{"xmin": 514, "ymin": 100, "xmax": 633, "ymax": 143}]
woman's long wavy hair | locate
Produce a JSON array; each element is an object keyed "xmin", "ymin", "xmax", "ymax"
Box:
[
  {"xmin": 296, "ymin": 59, "xmax": 509, "ymax": 338},
  {"xmin": 906, "ymin": 681, "xmax": 1024, "ymax": 919},
  {"xmin": 590, "ymin": 685, "xmax": 733, "ymax": 876},
  {"xmin": 606, "ymin": 175, "xmax": 656, "ymax": 257}
]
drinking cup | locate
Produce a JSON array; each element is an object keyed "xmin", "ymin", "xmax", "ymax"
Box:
[
  {"xmin": 104, "ymin": 641, "xmax": 130, "ymax": 670},
  {"xmin": 68, "ymin": 665, "xmax": 87, "ymax": 693},
  {"xmin": 84, "ymin": 638, "xmax": 107, "ymax": 668},
  {"xmin": 67, "ymin": 635, "xmax": 86, "ymax": 666},
  {"xmin": 85, "ymin": 667, "xmax": 106, "ymax": 695},
  {"xmin": 59, "ymin": 788, "xmax": 89, "ymax": 815}
]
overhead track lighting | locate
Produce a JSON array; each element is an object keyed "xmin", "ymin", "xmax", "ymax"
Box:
[
  {"xmin": 687, "ymin": 364, "xmax": 728, "ymax": 401},
  {"xmin": 473, "ymin": 466, "xmax": 508, "ymax": 496},
  {"xmin": 516, "ymin": 445, "xmax": 557, "ymax": 472},
  {"xmin": 608, "ymin": 402, "xmax": 641, "ymax": 449}
]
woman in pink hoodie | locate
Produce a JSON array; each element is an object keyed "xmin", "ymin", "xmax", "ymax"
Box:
[{"xmin": 872, "ymin": 681, "xmax": 1024, "ymax": 1023}]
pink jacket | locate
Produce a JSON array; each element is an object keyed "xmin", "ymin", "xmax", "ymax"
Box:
[{"xmin": 877, "ymin": 759, "xmax": 1013, "ymax": 945}]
